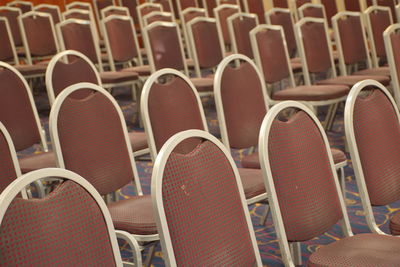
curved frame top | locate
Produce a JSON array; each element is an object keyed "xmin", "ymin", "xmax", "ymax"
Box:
[{"xmin": 142, "ymin": 11, "xmax": 174, "ymax": 28}]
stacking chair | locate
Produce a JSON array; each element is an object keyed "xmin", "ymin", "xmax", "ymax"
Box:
[
  {"xmin": 345, "ymin": 79, "xmax": 400, "ymax": 236},
  {"xmin": 142, "ymin": 21, "xmax": 213, "ymax": 96},
  {"xmin": 101, "ymin": 6, "xmax": 130, "ymax": 18},
  {"xmin": 294, "ymin": 18, "xmax": 390, "ymax": 88},
  {"xmin": 181, "ymin": 7, "xmax": 208, "ymax": 58},
  {"xmin": 141, "ymin": 68, "xmax": 267, "ymax": 207},
  {"xmin": 137, "ymin": 3, "xmax": 163, "ymax": 34},
  {"xmin": 0, "ymin": 62, "xmax": 54, "ymax": 173},
  {"xmin": 243, "ymin": 0, "xmax": 265, "ymax": 23},
  {"xmin": 214, "ymin": 4, "xmax": 240, "ymax": 52},
  {"xmin": 332, "ymin": 11, "xmax": 391, "ymax": 78},
  {"xmin": 0, "ymin": 7, "xmax": 22, "ymax": 49},
  {"xmin": 365, "ymin": 6, "xmax": 393, "ymax": 67},
  {"xmin": 119, "ymin": 0, "xmax": 140, "ymax": 25},
  {"xmin": 18, "ymin": 11, "xmax": 59, "ymax": 65},
  {"xmin": 384, "ymin": 23, "xmax": 400, "ymax": 105},
  {"xmin": 7, "ymin": 0, "xmax": 32, "ymax": 14},
  {"xmin": 33, "ymin": 4, "xmax": 62, "ymax": 25},
  {"xmin": 50, "ymin": 83, "xmax": 158, "ymax": 266},
  {"xmin": 152, "ymin": 130, "xmax": 262, "ymax": 266},
  {"xmin": 227, "ymin": 12, "xmax": 258, "ymax": 58},
  {"xmin": 0, "ymin": 168, "xmax": 142, "ymax": 267},
  {"xmin": 259, "ymin": 100, "xmax": 400, "ymax": 267},
  {"xmin": 142, "ymin": 11, "xmax": 174, "ymax": 27}
]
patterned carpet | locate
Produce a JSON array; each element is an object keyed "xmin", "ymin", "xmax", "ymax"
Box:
[{"xmin": 21, "ymin": 86, "xmax": 400, "ymax": 266}]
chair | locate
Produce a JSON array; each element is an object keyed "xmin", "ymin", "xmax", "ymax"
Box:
[
  {"xmin": 214, "ymin": 4, "xmax": 240, "ymax": 52},
  {"xmin": 0, "ymin": 7, "xmax": 22, "ymax": 48},
  {"xmin": 93, "ymin": 0, "xmax": 115, "ymax": 23},
  {"xmin": 142, "ymin": 21, "xmax": 213, "ymax": 96},
  {"xmin": 49, "ymin": 82, "xmax": 158, "ymax": 266},
  {"xmin": 259, "ymin": 100, "xmax": 400, "ymax": 266},
  {"xmin": 176, "ymin": 0, "xmax": 199, "ymax": 20},
  {"xmin": 294, "ymin": 18, "xmax": 390, "ymax": 87},
  {"xmin": 227, "ymin": 12, "xmax": 258, "ymax": 58},
  {"xmin": 201, "ymin": 0, "xmax": 217, "ymax": 17},
  {"xmin": 6, "ymin": 0, "xmax": 32, "ymax": 14},
  {"xmin": 141, "ymin": 68, "xmax": 267, "ymax": 206},
  {"xmin": 345, "ymin": 79, "xmax": 400, "ymax": 237},
  {"xmin": 18, "ymin": 11, "xmax": 59, "ymax": 65},
  {"xmin": 0, "ymin": 62, "xmax": 54, "ymax": 173},
  {"xmin": 101, "ymin": 6, "xmax": 130, "ymax": 18},
  {"xmin": 320, "ymin": 0, "xmax": 339, "ymax": 26},
  {"xmin": 0, "ymin": 168, "xmax": 142, "ymax": 267},
  {"xmin": 152, "ymin": 129, "xmax": 262, "ymax": 266},
  {"xmin": 365, "ymin": 5, "xmax": 393, "ymax": 67},
  {"xmin": 332, "ymin": 11, "xmax": 391, "ymax": 78},
  {"xmin": 142, "ymin": 11, "xmax": 174, "ymax": 27},
  {"xmin": 137, "ymin": 3, "xmax": 163, "ymax": 33},
  {"xmin": 33, "ymin": 4, "xmax": 62, "ymax": 25},
  {"xmin": 298, "ymin": 3, "xmax": 326, "ymax": 20},
  {"xmin": 181, "ymin": 7, "xmax": 208, "ymax": 58},
  {"xmin": 243, "ymin": 0, "xmax": 266, "ymax": 23}
]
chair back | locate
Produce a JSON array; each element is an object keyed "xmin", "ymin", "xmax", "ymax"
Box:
[
  {"xmin": 137, "ymin": 3, "xmax": 163, "ymax": 31},
  {"xmin": 119, "ymin": 0, "xmax": 140, "ymax": 25},
  {"xmin": 0, "ymin": 7, "xmax": 22, "ymax": 46},
  {"xmin": 7, "ymin": 0, "xmax": 32, "ymax": 14},
  {"xmin": 214, "ymin": 4, "xmax": 240, "ymax": 47},
  {"xmin": 177, "ymin": 0, "xmax": 199, "ymax": 14},
  {"xmin": 150, "ymin": 0, "xmax": 174, "ymax": 15},
  {"xmin": 34, "ymin": 4, "xmax": 61, "ymax": 25},
  {"xmin": 298, "ymin": 3, "xmax": 325, "ymax": 20},
  {"xmin": 93, "ymin": 0, "xmax": 115, "ymax": 23},
  {"xmin": 243, "ymin": 0, "xmax": 265, "ymax": 23},
  {"xmin": 101, "ymin": 6, "xmax": 129, "ymax": 18},
  {"xmin": 0, "ymin": 18, "xmax": 18, "ymax": 64},
  {"xmin": 143, "ymin": 11, "xmax": 174, "ymax": 27},
  {"xmin": 228, "ymin": 12, "xmax": 258, "ymax": 58}
]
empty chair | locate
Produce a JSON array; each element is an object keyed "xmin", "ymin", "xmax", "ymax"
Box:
[
  {"xmin": 119, "ymin": 0, "xmax": 140, "ymax": 25},
  {"xmin": 227, "ymin": 12, "xmax": 258, "ymax": 58},
  {"xmin": 0, "ymin": 7, "xmax": 22, "ymax": 48},
  {"xmin": 152, "ymin": 129, "xmax": 262, "ymax": 266},
  {"xmin": 345, "ymin": 79, "xmax": 400, "ymax": 237},
  {"xmin": 137, "ymin": 3, "xmax": 163, "ymax": 33},
  {"xmin": 49, "ymin": 82, "xmax": 158, "ymax": 265},
  {"xmin": 181, "ymin": 7, "xmax": 208, "ymax": 58},
  {"xmin": 7, "ymin": 0, "xmax": 32, "ymax": 14},
  {"xmin": 243, "ymin": 0, "xmax": 265, "ymax": 23},
  {"xmin": 384, "ymin": 23, "xmax": 400, "ymax": 104},
  {"xmin": 33, "ymin": 4, "xmax": 62, "ymax": 25},
  {"xmin": 294, "ymin": 18, "xmax": 390, "ymax": 87},
  {"xmin": 101, "ymin": 6, "xmax": 130, "ymax": 18},
  {"xmin": 18, "ymin": 11, "xmax": 59, "ymax": 65},
  {"xmin": 214, "ymin": 4, "xmax": 240, "ymax": 52},
  {"xmin": 365, "ymin": 6, "xmax": 393, "ymax": 67},
  {"xmin": 142, "ymin": 11, "xmax": 174, "ymax": 27},
  {"xmin": 0, "ymin": 62, "xmax": 54, "ymax": 173},
  {"xmin": 176, "ymin": 0, "xmax": 199, "ymax": 19},
  {"xmin": 260, "ymin": 100, "xmax": 400, "ymax": 266},
  {"xmin": 0, "ymin": 168, "xmax": 142, "ymax": 267}
]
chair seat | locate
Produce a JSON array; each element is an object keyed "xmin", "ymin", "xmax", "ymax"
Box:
[
  {"xmin": 190, "ymin": 77, "xmax": 214, "ymax": 92},
  {"xmin": 316, "ymin": 75, "xmax": 390, "ymax": 87},
  {"xmin": 186, "ymin": 58, "xmax": 195, "ymax": 67},
  {"xmin": 241, "ymin": 148, "xmax": 346, "ymax": 169},
  {"xmin": 121, "ymin": 65, "xmax": 151, "ymax": 76},
  {"xmin": 308, "ymin": 233, "xmax": 400, "ymax": 267},
  {"xmin": 353, "ymin": 67, "xmax": 391, "ymax": 77},
  {"xmin": 237, "ymin": 168, "xmax": 266, "ymax": 199},
  {"xmin": 128, "ymin": 131, "xmax": 148, "ymax": 152},
  {"xmin": 107, "ymin": 195, "xmax": 157, "ymax": 235},
  {"xmin": 19, "ymin": 151, "xmax": 56, "ymax": 174},
  {"xmin": 15, "ymin": 64, "xmax": 47, "ymax": 76},
  {"xmin": 390, "ymin": 211, "xmax": 400, "ymax": 235},
  {"xmin": 100, "ymin": 71, "xmax": 139, "ymax": 84},
  {"xmin": 272, "ymin": 85, "xmax": 349, "ymax": 101}
]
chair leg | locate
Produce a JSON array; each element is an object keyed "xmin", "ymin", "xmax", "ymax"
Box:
[
  {"xmin": 143, "ymin": 242, "xmax": 157, "ymax": 267},
  {"xmin": 259, "ymin": 204, "xmax": 270, "ymax": 225},
  {"xmin": 290, "ymin": 242, "xmax": 302, "ymax": 266},
  {"xmin": 326, "ymin": 103, "xmax": 339, "ymax": 131},
  {"xmin": 338, "ymin": 167, "xmax": 346, "ymax": 199}
]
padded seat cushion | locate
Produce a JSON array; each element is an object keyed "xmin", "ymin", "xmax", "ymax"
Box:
[
  {"xmin": 272, "ymin": 85, "xmax": 349, "ymax": 101},
  {"xmin": 353, "ymin": 67, "xmax": 391, "ymax": 77},
  {"xmin": 316, "ymin": 75, "xmax": 390, "ymax": 86},
  {"xmin": 15, "ymin": 64, "xmax": 47, "ymax": 76},
  {"xmin": 308, "ymin": 233, "xmax": 400, "ymax": 267},
  {"xmin": 121, "ymin": 65, "xmax": 151, "ymax": 76},
  {"xmin": 19, "ymin": 151, "xmax": 56, "ymax": 174},
  {"xmin": 237, "ymin": 168, "xmax": 266, "ymax": 199},
  {"xmin": 390, "ymin": 211, "xmax": 400, "ymax": 235},
  {"xmin": 190, "ymin": 77, "xmax": 214, "ymax": 92},
  {"xmin": 100, "ymin": 71, "xmax": 139, "ymax": 84},
  {"xmin": 107, "ymin": 195, "xmax": 157, "ymax": 235},
  {"xmin": 128, "ymin": 131, "xmax": 148, "ymax": 152}
]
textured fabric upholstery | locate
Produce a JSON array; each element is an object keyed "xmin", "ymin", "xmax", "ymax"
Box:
[
  {"xmin": 0, "ymin": 19, "xmax": 15, "ymax": 62},
  {"xmin": 216, "ymin": 6, "xmax": 239, "ymax": 45},
  {"xmin": 0, "ymin": 8, "xmax": 22, "ymax": 46},
  {"xmin": 268, "ymin": 10, "xmax": 296, "ymax": 55},
  {"xmin": 231, "ymin": 15, "xmax": 257, "ymax": 58},
  {"xmin": 316, "ymin": 75, "xmax": 390, "ymax": 86},
  {"xmin": 0, "ymin": 129, "xmax": 18, "ymax": 193},
  {"xmin": 369, "ymin": 9, "xmax": 391, "ymax": 58},
  {"xmin": 246, "ymin": 0, "xmax": 265, "ymax": 23},
  {"xmin": 18, "ymin": 152, "xmax": 56, "ymax": 174},
  {"xmin": 36, "ymin": 6, "xmax": 60, "ymax": 24},
  {"xmin": 120, "ymin": 0, "xmax": 140, "ymax": 23},
  {"xmin": 100, "ymin": 71, "xmax": 138, "ymax": 84}
]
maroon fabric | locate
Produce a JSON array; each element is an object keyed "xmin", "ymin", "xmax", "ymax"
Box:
[
  {"xmin": 21, "ymin": 13, "xmax": 58, "ymax": 57},
  {"xmin": 268, "ymin": 10, "xmax": 296, "ymax": 56},
  {"xmin": 63, "ymin": 11, "xmax": 91, "ymax": 20},
  {"xmin": 56, "ymin": 91, "xmax": 136, "ymax": 195},
  {"xmin": 103, "ymin": 8, "xmax": 128, "ymax": 18},
  {"xmin": 245, "ymin": 0, "xmax": 265, "ymax": 23},
  {"xmin": 179, "ymin": 0, "xmax": 198, "ymax": 10},
  {"xmin": 0, "ymin": 128, "xmax": 18, "ymax": 193},
  {"xmin": 0, "ymin": 67, "xmax": 41, "ymax": 151},
  {"xmin": 161, "ymin": 140, "xmax": 257, "ymax": 266},
  {"xmin": 353, "ymin": 89, "xmax": 400, "ymax": 206},
  {"xmin": 295, "ymin": 0, "xmax": 312, "ymax": 8},
  {"xmin": 203, "ymin": 0, "xmax": 216, "ymax": 17},
  {"xmin": 320, "ymin": 0, "xmax": 337, "ymax": 27},
  {"xmin": 66, "ymin": 3, "xmax": 90, "ymax": 10},
  {"xmin": 152, "ymin": 0, "xmax": 172, "ymax": 12},
  {"xmin": 121, "ymin": 0, "xmax": 140, "ymax": 24},
  {"xmin": 316, "ymin": 75, "xmax": 390, "ymax": 86},
  {"xmin": 128, "ymin": 132, "xmax": 148, "ymax": 152},
  {"xmin": 36, "ymin": 6, "xmax": 61, "ymax": 24},
  {"xmin": 0, "ymin": 19, "xmax": 15, "ymax": 62},
  {"xmin": 147, "ymin": 24, "xmax": 185, "ymax": 71},
  {"xmin": 272, "ymin": 84, "xmax": 349, "ymax": 101},
  {"xmin": 183, "ymin": 9, "xmax": 206, "ymax": 24},
  {"xmin": 220, "ymin": 62, "xmax": 267, "ymax": 149},
  {"xmin": 18, "ymin": 151, "xmax": 56, "ymax": 174},
  {"xmin": 100, "ymin": 71, "xmax": 139, "ymax": 83},
  {"xmin": 273, "ymin": 0, "xmax": 288, "ymax": 8},
  {"xmin": 390, "ymin": 31, "xmax": 400, "ymax": 85},
  {"xmin": 216, "ymin": 6, "xmax": 239, "ymax": 45},
  {"xmin": 0, "ymin": 181, "xmax": 117, "ymax": 266},
  {"xmin": 353, "ymin": 66, "xmax": 390, "ymax": 76},
  {"xmin": 237, "ymin": 168, "xmax": 266, "ymax": 199},
  {"xmin": 145, "ymin": 13, "xmax": 173, "ymax": 25},
  {"xmin": 139, "ymin": 5, "xmax": 162, "ymax": 20},
  {"xmin": 14, "ymin": 64, "xmax": 47, "ymax": 76},
  {"xmin": 267, "ymin": 111, "xmax": 343, "ymax": 242},
  {"xmin": 8, "ymin": 2, "xmax": 32, "ymax": 14},
  {"xmin": 191, "ymin": 19, "xmax": 223, "ymax": 68},
  {"xmin": 302, "ymin": 5, "xmax": 324, "ymax": 19},
  {"xmin": 369, "ymin": 8, "xmax": 392, "ymax": 59},
  {"xmin": 344, "ymin": 0, "xmax": 362, "ymax": 11},
  {"xmin": 232, "ymin": 15, "xmax": 257, "ymax": 58},
  {"xmin": 0, "ymin": 8, "xmax": 22, "ymax": 46},
  {"xmin": 94, "ymin": 0, "xmax": 114, "ymax": 18}
]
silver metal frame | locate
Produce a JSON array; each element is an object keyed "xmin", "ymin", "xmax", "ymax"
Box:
[
  {"xmin": 384, "ymin": 23, "xmax": 400, "ymax": 106},
  {"xmin": 227, "ymin": 12, "xmax": 259, "ymax": 56}
]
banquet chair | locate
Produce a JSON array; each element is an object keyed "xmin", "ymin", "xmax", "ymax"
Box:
[
  {"xmin": 0, "ymin": 7, "xmax": 23, "ymax": 49},
  {"xmin": 93, "ymin": 0, "xmax": 115, "ymax": 24},
  {"xmin": 214, "ymin": 4, "xmax": 240, "ymax": 52},
  {"xmin": 227, "ymin": 12, "xmax": 258, "ymax": 58},
  {"xmin": 243, "ymin": 0, "xmax": 266, "ymax": 23},
  {"xmin": 137, "ymin": 3, "xmax": 163, "ymax": 33},
  {"xmin": 152, "ymin": 129, "xmax": 262, "ymax": 266},
  {"xmin": 6, "ymin": 0, "xmax": 32, "ymax": 14},
  {"xmin": 0, "ymin": 168, "xmax": 142, "ymax": 267},
  {"xmin": 259, "ymin": 100, "xmax": 400, "ymax": 267},
  {"xmin": 176, "ymin": 0, "xmax": 199, "ymax": 21},
  {"xmin": 298, "ymin": 2, "xmax": 326, "ymax": 20},
  {"xmin": 33, "ymin": 4, "xmax": 62, "ymax": 25},
  {"xmin": 181, "ymin": 7, "xmax": 208, "ymax": 58},
  {"xmin": 119, "ymin": 0, "xmax": 140, "ymax": 25}
]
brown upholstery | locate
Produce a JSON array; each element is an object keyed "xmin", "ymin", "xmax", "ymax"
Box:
[
  {"xmin": 178, "ymin": 0, "xmax": 198, "ymax": 10},
  {"xmin": 190, "ymin": 77, "xmax": 214, "ymax": 92},
  {"xmin": 145, "ymin": 13, "xmax": 173, "ymax": 25},
  {"xmin": 139, "ymin": 5, "xmax": 162, "ymax": 20},
  {"xmin": 0, "ymin": 180, "xmax": 118, "ymax": 266},
  {"xmin": 390, "ymin": 30, "xmax": 400, "ymax": 84},
  {"xmin": 302, "ymin": 5, "xmax": 324, "ymax": 19},
  {"xmin": 295, "ymin": 0, "xmax": 312, "ymax": 8},
  {"xmin": 369, "ymin": 8, "xmax": 391, "ymax": 58},
  {"xmin": 0, "ymin": 8, "xmax": 22, "ymax": 46},
  {"xmin": 36, "ymin": 6, "xmax": 61, "ymax": 24},
  {"xmin": 216, "ymin": 6, "xmax": 239, "ymax": 45},
  {"xmin": 273, "ymin": 0, "xmax": 288, "ymax": 8},
  {"xmin": 231, "ymin": 15, "xmax": 257, "ymax": 58},
  {"xmin": 63, "ymin": 11, "xmax": 91, "ymax": 20},
  {"xmin": 316, "ymin": 75, "xmax": 390, "ymax": 86},
  {"xmin": 121, "ymin": 0, "xmax": 140, "ymax": 24},
  {"xmin": 18, "ymin": 152, "xmax": 56, "ymax": 174},
  {"xmin": 103, "ymin": 8, "xmax": 128, "ymax": 18},
  {"xmin": 268, "ymin": 9, "xmax": 296, "ymax": 55},
  {"xmin": 272, "ymin": 85, "xmax": 349, "ymax": 101},
  {"xmin": 183, "ymin": 9, "xmax": 206, "ymax": 24},
  {"xmin": 0, "ymin": 19, "xmax": 15, "ymax": 62},
  {"xmin": 246, "ymin": 0, "xmax": 265, "ymax": 23},
  {"xmin": 308, "ymin": 233, "xmax": 400, "ymax": 266},
  {"xmin": 94, "ymin": 0, "xmax": 114, "ymax": 18},
  {"xmin": 128, "ymin": 131, "xmax": 148, "ymax": 152},
  {"xmin": 0, "ymin": 127, "xmax": 18, "ymax": 193},
  {"xmin": 15, "ymin": 64, "xmax": 47, "ymax": 76},
  {"xmin": 160, "ymin": 140, "xmax": 258, "ymax": 266},
  {"xmin": 152, "ymin": 0, "xmax": 172, "ymax": 13},
  {"xmin": 107, "ymin": 195, "xmax": 157, "ymax": 235},
  {"xmin": 203, "ymin": 0, "xmax": 216, "ymax": 17},
  {"xmin": 353, "ymin": 67, "xmax": 391, "ymax": 76},
  {"xmin": 100, "ymin": 71, "xmax": 138, "ymax": 84},
  {"xmin": 8, "ymin": 2, "xmax": 32, "ymax": 14},
  {"xmin": 320, "ymin": 0, "xmax": 338, "ymax": 27}
]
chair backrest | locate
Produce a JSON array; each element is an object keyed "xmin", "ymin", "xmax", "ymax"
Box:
[
  {"xmin": 290, "ymin": 0, "xmax": 312, "ymax": 20},
  {"xmin": 187, "ymin": 17, "xmax": 224, "ymax": 77},
  {"xmin": 384, "ymin": 23, "xmax": 400, "ymax": 104},
  {"xmin": 320, "ymin": 0, "xmax": 338, "ymax": 26},
  {"xmin": 272, "ymin": 0, "xmax": 288, "ymax": 8},
  {"xmin": 0, "ymin": 7, "xmax": 22, "ymax": 47},
  {"xmin": 143, "ymin": 11, "xmax": 174, "ymax": 27},
  {"xmin": 214, "ymin": 54, "xmax": 269, "ymax": 149},
  {"xmin": 57, "ymin": 19, "xmax": 103, "ymax": 71},
  {"xmin": 149, "ymin": 0, "xmax": 174, "ymax": 16},
  {"xmin": 93, "ymin": 0, "xmax": 115, "ymax": 22},
  {"xmin": 332, "ymin": 11, "xmax": 372, "ymax": 76},
  {"xmin": 295, "ymin": 17, "xmax": 337, "ymax": 85},
  {"xmin": 227, "ymin": 12, "xmax": 258, "ymax": 58},
  {"xmin": 202, "ymin": 0, "xmax": 216, "ymax": 18},
  {"xmin": 101, "ymin": 15, "xmax": 142, "ymax": 71},
  {"xmin": 50, "ymin": 83, "xmax": 142, "ymax": 196},
  {"xmin": 63, "ymin": 9, "xmax": 92, "ymax": 21},
  {"xmin": 214, "ymin": 4, "xmax": 240, "ymax": 47},
  {"xmin": 298, "ymin": 3, "xmax": 326, "ymax": 20},
  {"xmin": 152, "ymin": 129, "xmax": 262, "ymax": 267},
  {"xmin": 345, "ymin": 79, "xmax": 400, "ymax": 235},
  {"xmin": 46, "ymin": 50, "xmax": 101, "ymax": 105},
  {"xmin": 259, "ymin": 100, "xmax": 351, "ymax": 266},
  {"xmin": 0, "ymin": 62, "xmax": 47, "ymax": 152},
  {"xmin": 137, "ymin": 3, "xmax": 163, "ymax": 32},
  {"xmin": 119, "ymin": 0, "xmax": 140, "ymax": 25},
  {"xmin": 365, "ymin": 5, "xmax": 393, "ymax": 67},
  {"xmin": 141, "ymin": 69, "xmax": 208, "ymax": 160},
  {"xmin": 265, "ymin": 8, "xmax": 297, "ymax": 57},
  {"xmin": 250, "ymin": 24, "xmax": 296, "ymax": 87},
  {"xmin": 181, "ymin": 7, "xmax": 208, "ymax": 58},
  {"xmin": 143, "ymin": 22, "xmax": 188, "ymax": 74},
  {"xmin": 19, "ymin": 11, "xmax": 59, "ymax": 65},
  {"xmin": 243, "ymin": 0, "xmax": 265, "ymax": 23},
  {"xmin": 0, "ymin": 17, "xmax": 18, "ymax": 64},
  {"xmin": 101, "ymin": 6, "xmax": 129, "ymax": 18},
  {"xmin": 176, "ymin": 0, "xmax": 199, "ymax": 16},
  {"xmin": 66, "ymin": 1, "xmax": 92, "ymax": 11},
  {"xmin": 7, "ymin": 0, "xmax": 32, "ymax": 14},
  {"xmin": 0, "ymin": 168, "xmax": 124, "ymax": 266},
  {"xmin": 34, "ymin": 4, "xmax": 62, "ymax": 25}
]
